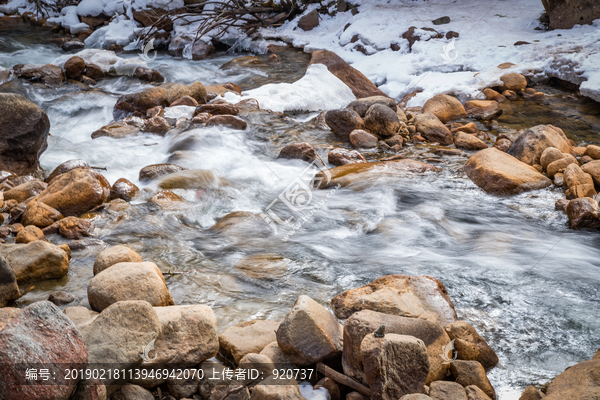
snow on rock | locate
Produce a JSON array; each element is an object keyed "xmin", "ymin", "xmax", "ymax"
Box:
[
  {"xmin": 52, "ymin": 49, "xmax": 147, "ymax": 76},
  {"xmin": 231, "ymin": 64, "xmax": 356, "ymax": 113},
  {"xmin": 0, "ymin": 0, "xmax": 29, "ymax": 15},
  {"xmin": 46, "ymin": 5, "xmax": 82, "ymax": 30},
  {"xmin": 132, "ymin": 0, "xmax": 185, "ymax": 11},
  {"xmin": 164, "ymin": 106, "xmax": 195, "ymax": 124},
  {"xmin": 76, "ymin": 0, "xmax": 104, "ymax": 17},
  {"xmin": 85, "ymin": 17, "xmax": 140, "ymax": 48}
]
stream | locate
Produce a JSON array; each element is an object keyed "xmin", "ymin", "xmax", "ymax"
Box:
[{"xmin": 1, "ymin": 26, "xmax": 600, "ymax": 399}]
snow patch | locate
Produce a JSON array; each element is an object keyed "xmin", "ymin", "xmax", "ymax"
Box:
[{"xmin": 52, "ymin": 49, "xmax": 147, "ymax": 75}]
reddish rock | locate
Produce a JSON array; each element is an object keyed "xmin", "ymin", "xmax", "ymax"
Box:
[
  {"xmin": 170, "ymin": 95, "xmax": 198, "ymax": 107},
  {"xmin": 196, "ymin": 102, "xmax": 239, "ymax": 115},
  {"xmin": 64, "ymin": 56, "xmax": 85, "ymax": 80},
  {"xmin": 144, "ymin": 116, "xmax": 171, "ymax": 135},
  {"xmin": 422, "ymin": 94, "xmax": 466, "ymax": 123},
  {"xmin": 566, "ymin": 197, "xmax": 600, "ymax": 229},
  {"xmin": 326, "ymin": 108, "xmax": 365, "ymax": 141},
  {"xmin": 58, "ymin": 216, "xmax": 93, "ymax": 239},
  {"xmin": 110, "ymin": 178, "xmax": 139, "ymax": 201},
  {"xmin": 134, "ymin": 67, "xmax": 164, "ymax": 83},
  {"xmin": 45, "ymin": 159, "xmax": 90, "ymax": 183},
  {"xmin": 328, "ymin": 148, "xmax": 367, "ymax": 166},
  {"xmin": 206, "ymin": 115, "xmax": 247, "ymax": 130},
  {"xmin": 278, "ymin": 142, "xmax": 321, "ymax": 163},
  {"xmin": 350, "ymin": 129, "xmax": 378, "ymax": 149}
]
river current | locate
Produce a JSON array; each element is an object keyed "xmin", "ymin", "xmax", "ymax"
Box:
[{"xmin": 1, "ymin": 27, "xmax": 599, "ymax": 399}]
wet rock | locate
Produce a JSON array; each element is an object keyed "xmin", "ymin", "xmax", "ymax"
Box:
[
  {"xmin": 191, "ymin": 112, "xmax": 211, "ymax": 125},
  {"xmin": 80, "ymin": 300, "xmax": 161, "ymax": 388},
  {"xmin": 493, "ymin": 138, "xmax": 512, "ymax": 152},
  {"xmin": 434, "ymin": 148, "xmax": 461, "ymax": 156},
  {"xmin": 422, "ymin": 94, "xmax": 466, "ymax": 123},
  {"xmin": 170, "ymin": 95, "xmax": 198, "ymax": 107},
  {"xmin": 464, "ymin": 148, "xmax": 552, "ymax": 195},
  {"xmin": 113, "ymin": 87, "xmax": 168, "ymax": 120},
  {"xmin": 64, "ymin": 56, "xmax": 85, "ymax": 80},
  {"xmin": 37, "ymin": 168, "xmax": 111, "ymax": 217},
  {"xmin": 84, "ymin": 63, "xmax": 105, "ymax": 80},
  {"xmin": 144, "ymin": 116, "xmax": 171, "ymax": 135},
  {"xmin": 414, "ymin": 113, "xmax": 453, "ymax": 145},
  {"xmin": 555, "ymin": 198, "xmax": 570, "ymax": 213},
  {"xmin": 45, "ymin": 159, "xmax": 90, "ymax": 183},
  {"xmin": 309, "ymin": 50, "xmax": 388, "ymax": 98},
  {"xmin": 361, "ymin": 333, "xmax": 430, "ymax": 399},
  {"xmin": 325, "ymin": 108, "xmax": 365, "ymax": 141},
  {"xmin": 543, "ymin": 357, "xmax": 600, "ymax": 400},
  {"xmin": 278, "ymin": 142, "xmax": 320, "ymax": 163},
  {"xmin": 260, "ymin": 341, "xmax": 293, "ymax": 364},
  {"xmin": 48, "ymin": 290, "xmax": 75, "ymax": 305},
  {"xmin": 15, "ymin": 225, "xmax": 44, "ymax": 243},
  {"xmin": 62, "ymin": 40, "xmax": 85, "ymax": 52},
  {"xmin": 57, "ymin": 216, "xmax": 93, "ymax": 239},
  {"xmin": 347, "ymin": 96, "xmax": 397, "ymax": 118},
  {"xmin": 546, "ymin": 153, "xmax": 578, "ymax": 178},
  {"xmin": 148, "ymin": 190, "xmax": 185, "ymax": 206},
  {"xmin": 445, "ymin": 321, "xmax": 498, "ymax": 369},
  {"xmin": 168, "ymin": 35, "xmax": 190, "ymax": 57},
  {"xmin": 502, "ymin": 89, "xmax": 517, "ymax": 100},
  {"xmin": 134, "ymin": 66, "xmax": 164, "ymax": 83},
  {"xmin": 519, "ymin": 385, "xmax": 545, "ymax": 400},
  {"xmin": 4, "ymin": 179, "xmax": 47, "ymax": 203},
  {"xmin": 206, "ymin": 115, "xmax": 248, "ymax": 130},
  {"xmin": 343, "ymin": 310, "xmax": 452, "ymax": 384},
  {"xmin": 277, "ymin": 295, "xmax": 343, "ymax": 366},
  {"xmin": 15, "ymin": 64, "xmax": 65, "ymax": 87},
  {"xmin": 499, "ymin": 73, "xmax": 527, "ymax": 92},
  {"xmin": 111, "ymin": 383, "xmax": 154, "ymax": 400},
  {"xmin": 188, "ymin": 81, "xmax": 208, "ymax": 104},
  {"xmin": 139, "ymin": 163, "xmax": 187, "ymax": 182},
  {"xmin": 316, "ymin": 159, "xmax": 439, "ymax": 189},
  {"xmin": 0, "ymin": 240, "xmax": 69, "ymax": 283},
  {"xmin": 350, "ymin": 129, "xmax": 378, "ymax": 149},
  {"xmin": 566, "ymin": 197, "xmax": 600, "ymax": 229},
  {"xmin": 331, "ymin": 274, "xmax": 457, "ymax": 326},
  {"xmin": 196, "ymin": 102, "xmax": 239, "ymax": 115},
  {"xmin": 454, "ymin": 132, "xmax": 487, "ymax": 151},
  {"xmin": 328, "ymin": 148, "xmax": 367, "ymax": 166},
  {"xmin": 190, "ymin": 41, "xmax": 215, "ymax": 61},
  {"xmin": 0, "ymin": 94, "xmax": 50, "ymax": 175},
  {"xmin": 464, "ymin": 100, "xmax": 502, "ymax": 120},
  {"xmin": 88, "ymin": 261, "xmax": 174, "ymax": 312},
  {"xmin": 153, "ymin": 304, "xmax": 219, "ymax": 364},
  {"xmin": 157, "ymin": 169, "xmax": 222, "ymax": 191},
  {"xmin": 146, "ymin": 106, "xmax": 164, "ymax": 118},
  {"xmin": 429, "ymin": 381, "xmax": 468, "ymax": 400},
  {"xmin": 110, "ymin": 178, "xmax": 139, "ymax": 201},
  {"xmin": 0, "ymin": 254, "xmax": 19, "ymax": 307},
  {"xmin": 564, "ymin": 163, "xmax": 596, "ymax": 199},
  {"xmin": 93, "ymin": 245, "xmax": 142, "ymax": 275},
  {"xmin": 298, "ymin": 9, "xmax": 319, "ymax": 31},
  {"xmin": 364, "ymin": 103, "xmax": 401, "ymax": 137},
  {"xmin": 219, "ymin": 319, "xmax": 280, "ymax": 364},
  {"xmin": 450, "ymin": 361, "xmax": 496, "ymax": 399},
  {"xmin": 0, "ymin": 301, "xmax": 87, "ymax": 400}
]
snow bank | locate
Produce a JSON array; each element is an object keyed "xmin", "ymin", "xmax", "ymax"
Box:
[
  {"xmin": 299, "ymin": 382, "xmax": 330, "ymax": 400},
  {"xmin": 85, "ymin": 17, "xmax": 140, "ymax": 48},
  {"xmin": 0, "ymin": 0, "xmax": 29, "ymax": 15},
  {"xmin": 52, "ymin": 49, "xmax": 147, "ymax": 75},
  {"xmin": 231, "ymin": 64, "xmax": 355, "ymax": 112}
]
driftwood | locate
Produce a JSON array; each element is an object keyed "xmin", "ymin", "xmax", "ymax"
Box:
[{"xmin": 316, "ymin": 362, "xmax": 372, "ymax": 397}]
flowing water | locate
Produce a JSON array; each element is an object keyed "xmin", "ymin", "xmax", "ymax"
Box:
[{"xmin": 2, "ymin": 27, "xmax": 600, "ymax": 399}]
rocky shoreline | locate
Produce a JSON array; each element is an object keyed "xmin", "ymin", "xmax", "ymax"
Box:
[{"xmin": 0, "ymin": 22, "xmax": 599, "ymax": 400}]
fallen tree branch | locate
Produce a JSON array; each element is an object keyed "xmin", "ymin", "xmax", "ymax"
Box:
[{"xmin": 316, "ymin": 362, "xmax": 372, "ymax": 397}]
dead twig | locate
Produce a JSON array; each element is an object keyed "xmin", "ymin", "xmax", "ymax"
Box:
[{"xmin": 316, "ymin": 362, "xmax": 372, "ymax": 397}]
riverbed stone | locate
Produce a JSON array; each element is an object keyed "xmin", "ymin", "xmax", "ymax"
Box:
[
  {"xmin": 454, "ymin": 131, "xmax": 487, "ymax": 151},
  {"xmin": 400, "ymin": 395, "xmax": 433, "ymax": 400},
  {"xmin": 325, "ymin": 108, "xmax": 365, "ymax": 141},
  {"xmin": 429, "ymin": 381, "xmax": 468, "ymax": 400},
  {"xmin": 47, "ymin": 290, "xmax": 74, "ymax": 306},
  {"xmin": 197, "ymin": 102, "xmax": 239, "ymax": 115},
  {"xmin": 315, "ymin": 377, "xmax": 341, "ymax": 400},
  {"xmin": 0, "ymin": 254, "xmax": 19, "ymax": 307},
  {"xmin": 361, "ymin": 333, "xmax": 430, "ymax": 399},
  {"xmin": 93, "ymin": 245, "xmax": 143, "ymax": 275},
  {"xmin": 139, "ymin": 163, "xmax": 187, "ymax": 182},
  {"xmin": 91, "ymin": 120, "xmax": 142, "ymax": 139},
  {"xmin": 450, "ymin": 360, "xmax": 496, "ymax": 399},
  {"xmin": 422, "ymin": 94, "xmax": 466, "ymax": 123},
  {"xmin": 544, "ymin": 358, "xmax": 600, "ymax": 400},
  {"xmin": 564, "ymin": 163, "xmax": 597, "ymax": 199},
  {"xmin": 87, "ymin": 261, "xmax": 174, "ymax": 312},
  {"xmin": 15, "ymin": 63, "xmax": 65, "ymax": 87},
  {"xmin": 499, "ymin": 73, "xmax": 527, "ymax": 92},
  {"xmin": 584, "ymin": 144, "xmax": 600, "ymax": 160},
  {"xmin": 206, "ymin": 115, "xmax": 247, "ymax": 130},
  {"xmin": 278, "ymin": 142, "xmax": 320, "ymax": 163},
  {"xmin": 113, "ymin": 87, "xmax": 169, "ymax": 120},
  {"xmin": 347, "ymin": 96, "xmax": 397, "ymax": 117},
  {"xmin": 463, "ymin": 148, "xmax": 552, "ymax": 195},
  {"xmin": 0, "ymin": 301, "xmax": 88, "ymax": 400},
  {"xmin": 0, "ymin": 240, "xmax": 69, "ymax": 283},
  {"xmin": 235, "ymin": 254, "xmax": 290, "ymax": 280},
  {"xmin": 508, "ymin": 125, "xmax": 572, "ymax": 166},
  {"xmin": 464, "ymin": 100, "xmax": 501, "ymax": 120},
  {"xmin": 134, "ymin": 66, "xmax": 164, "ymax": 83},
  {"xmin": 566, "ymin": 197, "xmax": 600, "ymax": 229},
  {"xmin": 414, "ymin": 113, "xmax": 453, "ymax": 145},
  {"xmin": 540, "ymin": 147, "xmax": 566, "ymax": 170},
  {"xmin": 364, "ymin": 103, "xmax": 401, "ymax": 137},
  {"xmin": 64, "ymin": 306, "xmax": 99, "ymax": 328},
  {"xmin": 64, "ymin": 56, "xmax": 85, "ymax": 80},
  {"xmin": 219, "ymin": 319, "xmax": 280, "ymax": 365},
  {"xmin": 45, "ymin": 159, "xmax": 91, "ymax": 183},
  {"xmin": 445, "ymin": 321, "xmax": 498, "ymax": 369},
  {"xmin": 331, "ymin": 274, "xmax": 458, "ymax": 326},
  {"xmin": 15, "ymin": 225, "xmax": 44, "ymax": 243},
  {"xmin": 260, "ymin": 341, "xmax": 293, "ymax": 364},
  {"xmin": 546, "ymin": 153, "xmax": 578, "ymax": 178},
  {"xmin": 250, "ymin": 375, "xmax": 305, "ymax": 400},
  {"xmin": 153, "ymin": 304, "xmax": 219, "ymax": 364},
  {"xmin": 343, "ymin": 310, "xmax": 452, "ymax": 385},
  {"xmin": 581, "ymin": 160, "xmax": 600, "ymax": 186},
  {"xmin": 518, "ymin": 385, "xmax": 544, "ymax": 400},
  {"xmin": 350, "ymin": 129, "xmax": 378, "ymax": 148},
  {"xmin": 36, "ymin": 168, "xmax": 111, "ymax": 217},
  {"xmin": 144, "ymin": 116, "xmax": 171, "ymax": 135},
  {"xmin": 328, "ymin": 148, "xmax": 367, "ymax": 166},
  {"xmin": 3, "ymin": 179, "xmax": 47, "ymax": 203},
  {"xmin": 57, "ymin": 216, "xmax": 93, "ymax": 239},
  {"xmin": 111, "ymin": 383, "xmax": 154, "ymax": 400},
  {"xmin": 309, "ymin": 50, "xmax": 388, "ymax": 98},
  {"xmin": 21, "ymin": 200, "xmax": 63, "ymax": 227},
  {"xmin": 277, "ymin": 295, "xmax": 343, "ymax": 366},
  {"xmin": 110, "ymin": 178, "xmax": 139, "ymax": 201}
]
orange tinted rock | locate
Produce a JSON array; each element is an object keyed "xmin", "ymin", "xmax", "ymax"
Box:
[
  {"xmin": 205, "ymin": 115, "xmax": 247, "ymax": 130},
  {"xmin": 422, "ymin": 94, "xmax": 466, "ymax": 123}
]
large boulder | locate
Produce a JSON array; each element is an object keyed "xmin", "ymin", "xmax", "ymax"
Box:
[
  {"xmin": 414, "ymin": 113, "xmax": 453, "ymax": 145},
  {"xmin": 309, "ymin": 50, "xmax": 388, "ymax": 99},
  {"xmin": 36, "ymin": 168, "xmax": 111, "ymax": 217},
  {"xmin": 315, "ymin": 159, "xmax": 438, "ymax": 189},
  {"xmin": 219, "ymin": 319, "xmax": 280, "ymax": 365},
  {"xmin": 445, "ymin": 321, "xmax": 498, "ymax": 369},
  {"xmin": 93, "ymin": 245, "xmax": 143, "ymax": 275},
  {"xmin": 276, "ymin": 295, "xmax": 343, "ymax": 366},
  {"xmin": 422, "ymin": 94, "xmax": 466, "ymax": 123},
  {"xmin": 542, "ymin": 0, "xmax": 600, "ymax": 29},
  {"xmin": 87, "ymin": 262, "xmax": 174, "ymax": 312},
  {"xmin": 325, "ymin": 108, "xmax": 365, "ymax": 141},
  {"xmin": 343, "ymin": 310, "xmax": 452, "ymax": 385},
  {"xmin": 331, "ymin": 274, "xmax": 457, "ymax": 327},
  {"xmin": 507, "ymin": 125, "xmax": 572, "ymax": 166},
  {"xmin": 0, "ymin": 241, "xmax": 69, "ymax": 283},
  {"xmin": 113, "ymin": 87, "xmax": 168, "ymax": 120},
  {"xmin": 361, "ymin": 333, "xmax": 430, "ymax": 400},
  {"xmin": 153, "ymin": 304, "xmax": 219, "ymax": 364},
  {"xmin": 463, "ymin": 148, "xmax": 552, "ymax": 195},
  {"xmin": 0, "ymin": 253, "xmax": 19, "ymax": 307},
  {"xmin": 566, "ymin": 197, "xmax": 600, "ymax": 229},
  {"xmin": 0, "ymin": 301, "xmax": 88, "ymax": 400},
  {"xmin": 364, "ymin": 104, "xmax": 401, "ymax": 137},
  {"xmin": 544, "ymin": 358, "xmax": 600, "ymax": 400},
  {"xmin": 45, "ymin": 159, "xmax": 90, "ymax": 183}
]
